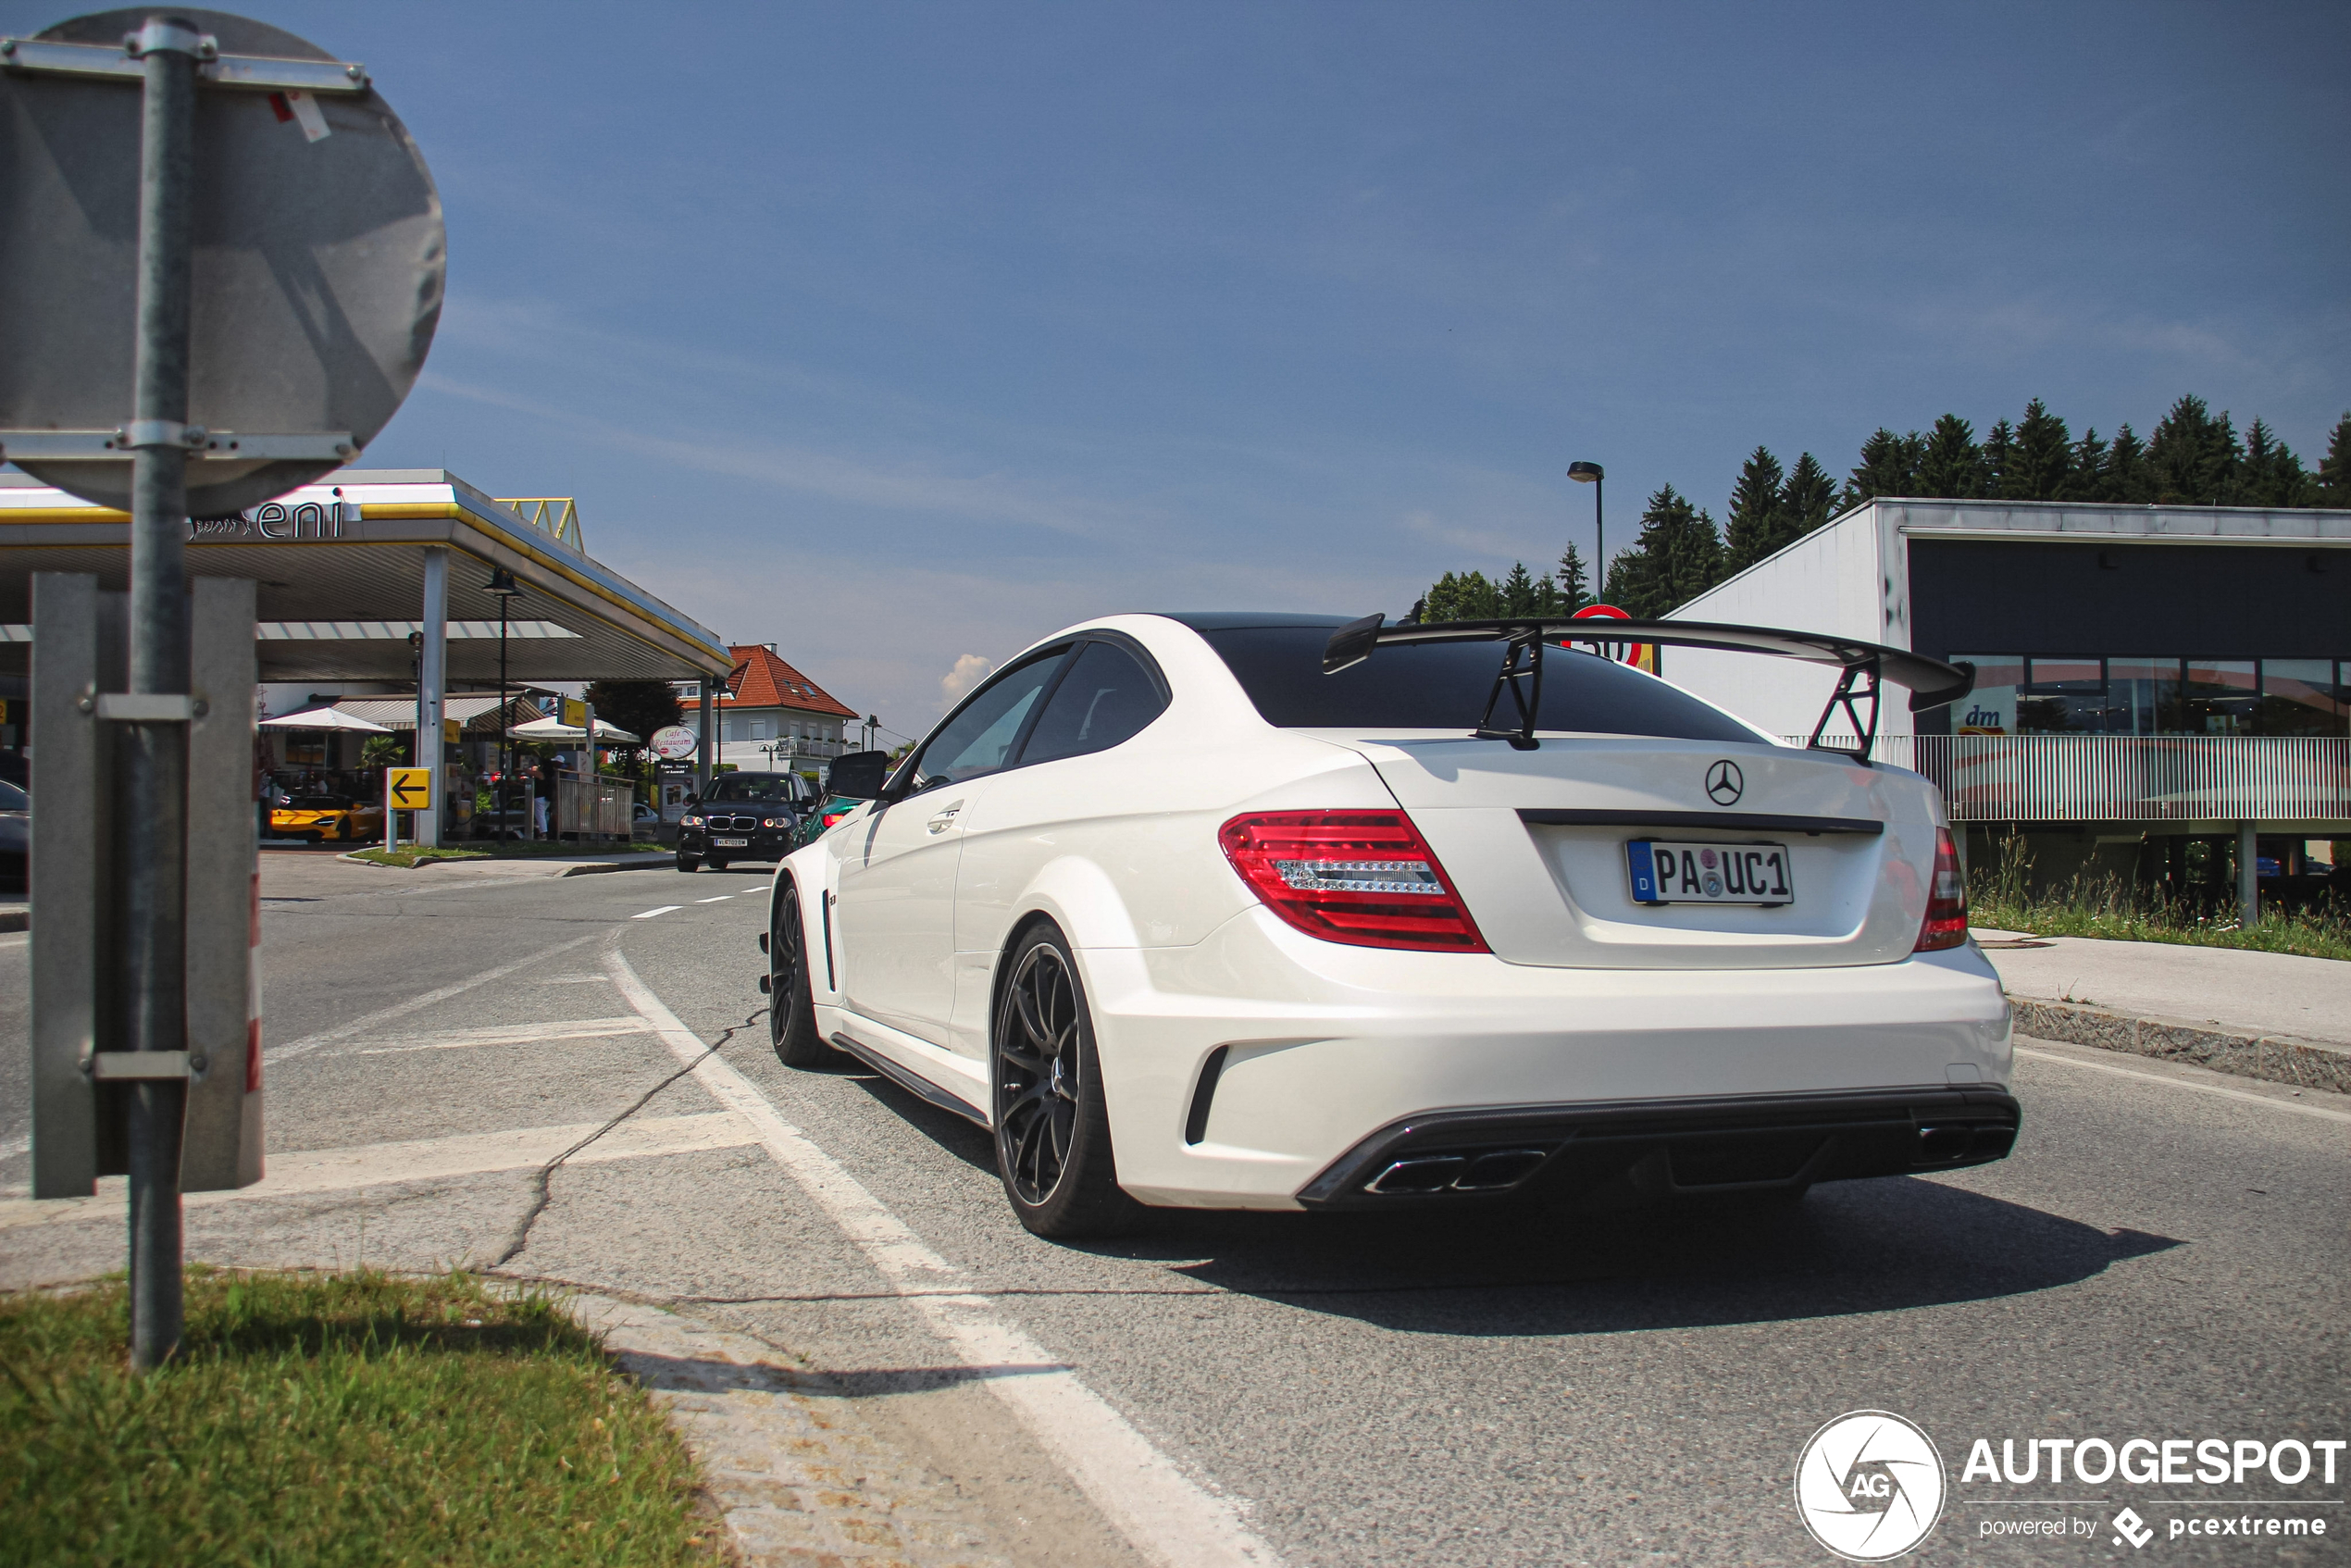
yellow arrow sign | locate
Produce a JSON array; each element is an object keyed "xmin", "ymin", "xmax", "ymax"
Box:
[{"xmin": 386, "ymin": 766, "xmax": 433, "ymax": 808}]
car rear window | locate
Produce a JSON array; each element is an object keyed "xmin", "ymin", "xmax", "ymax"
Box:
[{"xmin": 1197, "ymin": 625, "xmax": 1759, "ymax": 742}]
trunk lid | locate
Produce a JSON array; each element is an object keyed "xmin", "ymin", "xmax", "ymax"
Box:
[{"xmin": 1305, "ymin": 731, "xmax": 1942, "ymax": 970}]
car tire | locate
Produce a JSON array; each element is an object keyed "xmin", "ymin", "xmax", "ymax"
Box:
[
  {"xmin": 769, "ymin": 882, "xmax": 831, "ymax": 1069},
  {"xmin": 708, "ymin": 858, "xmax": 729, "ymax": 872},
  {"xmin": 676, "ymin": 852, "xmax": 699, "ymax": 872},
  {"xmin": 990, "ymin": 923, "xmax": 1138, "ymax": 1239}
]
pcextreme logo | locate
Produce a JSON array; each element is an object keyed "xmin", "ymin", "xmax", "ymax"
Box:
[{"xmin": 1795, "ymin": 1411, "xmax": 1947, "ymax": 1562}]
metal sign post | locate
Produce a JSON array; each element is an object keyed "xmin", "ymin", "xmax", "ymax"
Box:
[{"xmin": 6, "ymin": 7, "xmax": 443, "ymax": 1370}]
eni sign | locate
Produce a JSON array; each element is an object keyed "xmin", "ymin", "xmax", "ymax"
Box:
[{"xmin": 187, "ymin": 498, "xmax": 360, "ymax": 542}]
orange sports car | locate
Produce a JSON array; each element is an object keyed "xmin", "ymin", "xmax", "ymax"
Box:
[{"xmin": 269, "ymin": 793, "xmax": 386, "ymax": 843}]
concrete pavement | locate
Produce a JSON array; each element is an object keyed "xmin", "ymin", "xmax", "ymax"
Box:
[
  {"xmin": 0, "ymin": 859, "xmax": 2344, "ymax": 1565},
  {"xmin": 1976, "ymin": 927, "xmax": 2351, "ymax": 1092}
]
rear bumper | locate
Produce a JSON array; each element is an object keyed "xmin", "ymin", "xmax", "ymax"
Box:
[
  {"xmin": 1084, "ymin": 906, "xmax": 2013, "ymax": 1210},
  {"xmin": 1295, "ymin": 1086, "xmax": 2021, "ymax": 1210}
]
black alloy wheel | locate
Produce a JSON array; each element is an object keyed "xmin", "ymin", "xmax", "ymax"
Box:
[
  {"xmin": 990, "ymin": 925, "xmax": 1138, "ymax": 1238},
  {"xmin": 768, "ymin": 883, "xmax": 830, "ymax": 1068}
]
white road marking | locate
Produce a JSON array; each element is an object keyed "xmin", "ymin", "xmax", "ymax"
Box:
[
  {"xmin": 352, "ymin": 1016, "xmax": 656, "ymax": 1054},
  {"xmin": 633, "ymin": 905, "xmax": 682, "ymax": 920},
  {"xmin": 2015, "ymin": 1045, "xmax": 2351, "ymax": 1125},
  {"xmin": 695, "ymin": 895, "xmax": 734, "ymax": 903},
  {"xmin": 603, "ymin": 946, "xmax": 1284, "ymax": 1568},
  {"xmin": 267, "ymin": 931, "xmax": 603, "ymax": 1063},
  {"xmin": 0, "ymin": 1112, "xmax": 757, "ymax": 1231}
]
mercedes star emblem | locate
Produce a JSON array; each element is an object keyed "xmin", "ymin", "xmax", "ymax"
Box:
[{"xmin": 1706, "ymin": 759, "xmax": 1745, "ymax": 805}]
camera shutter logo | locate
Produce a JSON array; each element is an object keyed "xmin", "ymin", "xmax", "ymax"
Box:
[
  {"xmin": 1793, "ymin": 1411, "xmax": 1946, "ymax": 1562},
  {"xmin": 1706, "ymin": 759, "xmax": 1744, "ymax": 805}
]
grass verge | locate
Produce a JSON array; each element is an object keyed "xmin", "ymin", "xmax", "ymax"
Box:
[
  {"xmin": 1969, "ymin": 896, "xmax": 2351, "ymax": 961},
  {"xmin": 1970, "ymin": 836, "xmax": 2351, "ymax": 962},
  {"xmin": 0, "ymin": 1269, "xmax": 720, "ymax": 1567}
]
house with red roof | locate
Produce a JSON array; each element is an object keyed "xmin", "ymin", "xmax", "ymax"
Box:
[{"xmin": 701, "ymin": 643, "xmax": 863, "ymax": 774}]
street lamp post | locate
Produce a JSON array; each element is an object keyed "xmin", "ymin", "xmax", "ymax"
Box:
[
  {"xmin": 1568, "ymin": 461, "xmax": 1604, "ymax": 602},
  {"xmin": 488, "ymin": 569, "xmax": 521, "ymax": 840}
]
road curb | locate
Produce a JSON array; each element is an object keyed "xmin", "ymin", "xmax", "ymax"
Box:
[
  {"xmin": 566, "ymin": 1291, "xmax": 1014, "ymax": 1568},
  {"xmin": 0, "ymin": 903, "xmax": 25, "ymax": 933},
  {"xmin": 2008, "ymin": 996, "xmax": 2351, "ymax": 1095}
]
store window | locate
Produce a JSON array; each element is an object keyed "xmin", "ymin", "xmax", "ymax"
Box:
[
  {"xmin": 2018, "ymin": 655, "xmax": 2110, "ymax": 733},
  {"xmin": 2258, "ymin": 660, "xmax": 2348, "ymax": 737},
  {"xmin": 2105, "ymin": 657, "xmax": 2175, "ymax": 736},
  {"xmin": 2174, "ymin": 660, "xmax": 2258, "ymax": 734},
  {"xmin": 1951, "ymin": 655, "xmax": 2021, "ymax": 734}
]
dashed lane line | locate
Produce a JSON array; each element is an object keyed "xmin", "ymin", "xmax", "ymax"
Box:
[
  {"xmin": 694, "ymin": 895, "xmax": 735, "ymax": 902},
  {"xmin": 633, "ymin": 905, "xmax": 683, "ymax": 920},
  {"xmin": 2015, "ymin": 1044, "xmax": 2351, "ymax": 1124},
  {"xmin": 603, "ymin": 943, "xmax": 1285, "ymax": 1568},
  {"xmin": 0, "ymin": 1112, "xmax": 758, "ymax": 1231}
]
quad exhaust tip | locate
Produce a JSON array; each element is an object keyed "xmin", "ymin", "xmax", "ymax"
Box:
[
  {"xmin": 1916, "ymin": 1123, "xmax": 2016, "ymax": 1164},
  {"xmin": 1365, "ymin": 1148, "xmax": 1549, "ymax": 1195}
]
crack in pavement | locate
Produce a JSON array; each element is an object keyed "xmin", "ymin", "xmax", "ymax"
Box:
[{"xmin": 487, "ymin": 1002, "xmax": 769, "ymax": 1270}]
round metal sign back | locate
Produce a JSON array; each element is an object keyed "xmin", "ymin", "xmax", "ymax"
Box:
[
  {"xmin": 650, "ymin": 725, "xmax": 699, "ymax": 761},
  {"xmin": 0, "ymin": 8, "xmax": 443, "ymax": 516}
]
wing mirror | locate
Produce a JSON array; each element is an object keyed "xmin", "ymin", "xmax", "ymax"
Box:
[
  {"xmin": 683, "ymin": 793, "xmax": 699, "ymax": 807},
  {"xmin": 827, "ymin": 750, "xmax": 889, "ymax": 801}
]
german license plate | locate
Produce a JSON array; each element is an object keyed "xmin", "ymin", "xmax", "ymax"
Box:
[
  {"xmin": 1628, "ymin": 840, "xmax": 1792, "ymax": 905},
  {"xmin": 713, "ymin": 837, "xmax": 750, "ymax": 848}
]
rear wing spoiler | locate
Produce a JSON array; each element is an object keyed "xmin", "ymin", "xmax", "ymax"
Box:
[{"xmin": 1321, "ymin": 614, "xmax": 1975, "ymax": 763}]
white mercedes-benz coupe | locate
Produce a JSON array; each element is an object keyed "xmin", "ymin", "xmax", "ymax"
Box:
[{"xmin": 764, "ymin": 612, "xmax": 2015, "ymax": 1238}]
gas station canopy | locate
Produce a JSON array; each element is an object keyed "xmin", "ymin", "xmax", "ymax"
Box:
[{"xmin": 0, "ymin": 467, "xmax": 729, "ymax": 682}]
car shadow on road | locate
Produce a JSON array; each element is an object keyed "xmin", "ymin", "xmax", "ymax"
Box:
[
  {"xmin": 832, "ymin": 1064, "xmax": 2183, "ymax": 1338},
  {"xmin": 1130, "ymin": 1180, "xmax": 2180, "ymax": 1337}
]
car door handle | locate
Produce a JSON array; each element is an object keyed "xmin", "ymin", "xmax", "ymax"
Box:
[{"xmin": 926, "ymin": 803, "xmax": 963, "ymax": 834}]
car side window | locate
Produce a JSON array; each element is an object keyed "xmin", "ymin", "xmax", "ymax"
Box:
[
  {"xmin": 1017, "ymin": 640, "xmax": 1168, "ymax": 767},
  {"xmin": 911, "ymin": 649, "xmax": 1069, "ymax": 789}
]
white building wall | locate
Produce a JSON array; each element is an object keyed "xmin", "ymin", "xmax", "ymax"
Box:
[{"xmin": 1662, "ymin": 503, "xmax": 1895, "ymax": 740}]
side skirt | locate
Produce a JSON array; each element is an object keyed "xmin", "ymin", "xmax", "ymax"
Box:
[{"xmin": 828, "ymin": 1026, "xmax": 990, "ymax": 1127}]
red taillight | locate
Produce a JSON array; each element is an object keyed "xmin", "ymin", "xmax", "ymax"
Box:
[
  {"xmin": 1219, "ymin": 811, "xmax": 1488, "ymax": 952},
  {"xmin": 822, "ymin": 810, "xmax": 849, "ymax": 828},
  {"xmin": 1915, "ymin": 826, "xmax": 1968, "ymax": 951}
]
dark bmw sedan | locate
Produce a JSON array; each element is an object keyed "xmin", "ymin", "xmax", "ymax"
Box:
[{"xmin": 675, "ymin": 771, "xmax": 811, "ymax": 872}]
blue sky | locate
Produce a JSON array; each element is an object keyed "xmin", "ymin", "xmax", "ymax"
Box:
[{"xmin": 8, "ymin": 1, "xmax": 2345, "ymax": 734}]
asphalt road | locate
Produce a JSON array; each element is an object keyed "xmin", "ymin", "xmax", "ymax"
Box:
[{"xmin": 2, "ymin": 852, "xmax": 2345, "ymax": 1566}]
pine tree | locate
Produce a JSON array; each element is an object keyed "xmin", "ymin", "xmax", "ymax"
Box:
[
  {"xmin": 1554, "ymin": 543, "xmax": 1590, "ymax": 613},
  {"xmin": 2006, "ymin": 398, "xmax": 2073, "ymax": 500},
  {"xmin": 1783, "ymin": 453, "xmax": 1838, "ymax": 535},
  {"xmin": 1608, "ymin": 485, "xmax": 1724, "ymax": 618},
  {"xmin": 2068, "ymin": 428, "xmax": 2110, "ymax": 501},
  {"xmin": 1721, "ymin": 446, "xmax": 1787, "ymax": 576},
  {"xmin": 2106, "ymin": 423, "xmax": 2151, "ymax": 503},
  {"xmin": 1916, "ymin": 414, "xmax": 1984, "ymax": 498},
  {"xmin": 1842, "ymin": 428, "xmax": 1924, "ymax": 511},
  {"xmin": 2239, "ymin": 418, "xmax": 2313, "ymax": 507},
  {"xmin": 1502, "ymin": 561, "xmax": 1540, "ymax": 616},
  {"xmin": 1980, "ymin": 419, "xmax": 2016, "ymax": 498},
  {"xmin": 2318, "ymin": 412, "xmax": 2351, "ymax": 505},
  {"xmin": 2147, "ymin": 395, "xmax": 2241, "ymax": 504}
]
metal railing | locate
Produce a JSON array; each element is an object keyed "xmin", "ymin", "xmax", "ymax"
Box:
[{"xmin": 1785, "ymin": 735, "xmax": 2351, "ymax": 822}]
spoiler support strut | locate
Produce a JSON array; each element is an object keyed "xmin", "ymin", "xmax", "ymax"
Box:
[{"xmin": 1322, "ymin": 614, "xmax": 1972, "ymax": 760}]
